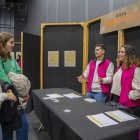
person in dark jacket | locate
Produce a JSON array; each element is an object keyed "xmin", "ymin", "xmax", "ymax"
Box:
[{"xmin": 0, "ymin": 90, "xmax": 17, "ymax": 140}]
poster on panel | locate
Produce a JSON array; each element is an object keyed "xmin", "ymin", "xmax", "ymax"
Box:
[
  {"xmin": 64, "ymin": 50, "xmax": 76, "ymax": 67},
  {"xmin": 48, "ymin": 51, "xmax": 59, "ymax": 67}
]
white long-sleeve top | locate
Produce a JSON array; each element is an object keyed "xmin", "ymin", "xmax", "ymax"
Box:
[
  {"xmin": 84, "ymin": 60, "xmax": 114, "ymax": 92},
  {"xmin": 0, "ymin": 86, "xmax": 8, "ymax": 108},
  {"xmin": 111, "ymin": 67, "xmax": 140, "ymax": 100}
]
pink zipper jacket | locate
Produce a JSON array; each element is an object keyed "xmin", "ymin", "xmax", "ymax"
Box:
[{"xmin": 87, "ymin": 59, "xmax": 111, "ymax": 93}]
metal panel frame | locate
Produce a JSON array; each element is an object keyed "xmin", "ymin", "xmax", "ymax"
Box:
[{"xmin": 40, "ymin": 22, "xmax": 86, "ymax": 94}]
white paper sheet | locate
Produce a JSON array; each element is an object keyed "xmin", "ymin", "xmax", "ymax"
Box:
[
  {"xmin": 63, "ymin": 93, "xmax": 81, "ymax": 99},
  {"xmin": 46, "ymin": 93, "xmax": 63, "ymax": 99},
  {"xmin": 87, "ymin": 113, "xmax": 118, "ymax": 127},
  {"xmin": 105, "ymin": 110, "xmax": 136, "ymax": 122},
  {"xmin": 84, "ymin": 98, "xmax": 96, "ymax": 103},
  {"xmin": 63, "ymin": 109, "xmax": 71, "ymax": 113}
]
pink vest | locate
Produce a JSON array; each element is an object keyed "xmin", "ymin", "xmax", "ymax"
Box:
[
  {"xmin": 87, "ymin": 59, "xmax": 111, "ymax": 93},
  {"xmin": 119, "ymin": 64, "xmax": 140, "ymax": 108}
]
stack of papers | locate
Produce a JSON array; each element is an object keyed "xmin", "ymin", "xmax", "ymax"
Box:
[
  {"xmin": 87, "ymin": 113, "xmax": 118, "ymax": 127},
  {"xmin": 63, "ymin": 93, "xmax": 81, "ymax": 99},
  {"xmin": 105, "ymin": 110, "xmax": 136, "ymax": 122}
]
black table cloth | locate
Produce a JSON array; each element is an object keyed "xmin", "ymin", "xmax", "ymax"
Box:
[{"xmin": 32, "ymin": 88, "xmax": 140, "ymax": 140}]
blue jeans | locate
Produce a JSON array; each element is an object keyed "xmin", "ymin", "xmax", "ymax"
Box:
[
  {"xmin": 87, "ymin": 92, "xmax": 106, "ymax": 102},
  {"xmin": 3, "ymin": 110, "xmax": 29, "ymax": 140}
]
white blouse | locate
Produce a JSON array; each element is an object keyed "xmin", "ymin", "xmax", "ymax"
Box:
[
  {"xmin": 0, "ymin": 86, "xmax": 8, "ymax": 108},
  {"xmin": 111, "ymin": 67, "xmax": 140, "ymax": 100},
  {"xmin": 84, "ymin": 61, "xmax": 114, "ymax": 92}
]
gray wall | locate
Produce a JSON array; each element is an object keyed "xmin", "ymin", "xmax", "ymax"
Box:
[{"xmin": 16, "ymin": 0, "xmax": 139, "ymax": 37}]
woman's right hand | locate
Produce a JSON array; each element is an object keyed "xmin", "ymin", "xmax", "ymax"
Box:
[{"xmin": 6, "ymin": 90, "xmax": 17, "ymax": 102}]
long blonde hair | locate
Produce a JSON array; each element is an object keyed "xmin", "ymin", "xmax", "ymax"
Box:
[
  {"xmin": 117, "ymin": 44, "xmax": 140, "ymax": 69},
  {"xmin": 0, "ymin": 32, "xmax": 13, "ymax": 60}
]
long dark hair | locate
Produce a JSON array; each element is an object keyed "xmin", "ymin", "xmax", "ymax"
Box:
[{"xmin": 0, "ymin": 32, "xmax": 13, "ymax": 60}]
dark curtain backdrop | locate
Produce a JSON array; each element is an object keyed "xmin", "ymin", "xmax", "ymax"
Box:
[
  {"xmin": 23, "ymin": 32, "xmax": 40, "ymax": 89},
  {"xmin": 43, "ymin": 25, "xmax": 83, "ymax": 93},
  {"xmin": 88, "ymin": 21, "xmax": 118, "ymax": 69},
  {"xmin": 125, "ymin": 26, "xmax": 140, "ymax": 58}
]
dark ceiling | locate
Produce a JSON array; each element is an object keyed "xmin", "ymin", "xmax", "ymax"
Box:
[{"xmin": 0, "ymin": 0, "xmax": 27, "ymax": 22}]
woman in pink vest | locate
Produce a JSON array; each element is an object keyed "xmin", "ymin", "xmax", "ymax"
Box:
[
  {"xmin": 77, "ymin": 44, "xmax": 114, "ymax": 102},
  {"xmin": 111, "ymin": 44, "xmax": 140, "ymax": 140}
]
